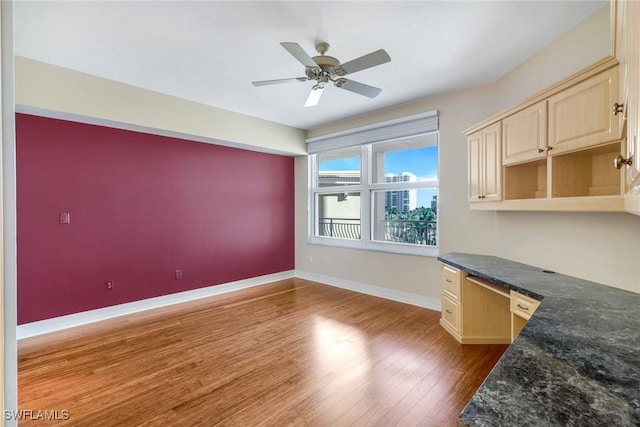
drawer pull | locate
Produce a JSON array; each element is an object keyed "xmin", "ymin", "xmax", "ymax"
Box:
[
  {"xmin": 445, "ymin": 279, "xmax": 452, "ymax": 283},
  {"xmin": 445, "ymin": 309, "xmax": 453, "ymax": 314},
  {"xmin": 516, "ymin": 304, "xmax": 529, "ymax": 311}
]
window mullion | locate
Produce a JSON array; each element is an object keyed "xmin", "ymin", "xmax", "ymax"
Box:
[
  {"xmin": 313, "ymin": 185, "xmax": 364, "ymax": 194},
  {"xmin": 361, "ymin": 145, "xmax": 371, "ymax": 244},
  {"xmin": 370, "ymin": 180, "xmax": 439, "ymax": 191},
  {"xmin": 308, "ymin": 155, "xmax": 316, "ymax": 241}
]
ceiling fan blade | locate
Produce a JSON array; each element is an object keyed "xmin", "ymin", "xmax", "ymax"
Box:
[
  {"xmin": 340, "ymin": 49, "xmax": 391, "ymax": 75},
  {"xmin": 304, "ymin": 85, "xmax": 325, "ymax": 107},
  {"xmin": 281, "ymin": 42, "xmax": 319, "ymax": 69},
  {"xmin": 252, "ymin": 77, "xmax": 308, "ymax": 86},
  {"xmin": 336, "ymin": 79, "xmax": 382, "ymax": 99}
]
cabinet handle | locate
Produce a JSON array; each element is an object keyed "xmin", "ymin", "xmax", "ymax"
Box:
[
  {"xmin": 445, "ymin": 309, "xmax": 453, "ymax": 314},
  {"xmin": 614, "ymin": 154, "xmax": 633, "ymax": 169},
  {"xmin": 446, "ymin": 279, "xmax": 452, "ymax": 283},
  {"xmin": 516, "ymin": 304, "xmax": 529, "ymax": 311},
  {"xmin": 546, "ymin": 146, "xmax": 553, "ymax": 151},
  {"xmin": 537, "ymin": 148, "xmax": 544, "ymax": 153},
  {"xmin": 613, "ymin": 103, "xmax": 625, "ymax": 115}
]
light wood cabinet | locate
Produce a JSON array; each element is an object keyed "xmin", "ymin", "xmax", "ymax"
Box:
[
  {"xmin": 615, "ymin": 0, "xmax": 640, "ymax": 215},
  {"xmin": 441, "ymin": 264, "xmax": 461, "ymax": 299},
  {"xmin": 510, "ymin": 290, "xmax": 540, "ymax": 341},
  {"xmin": 468, "ymin": 132, "xmax": 482, "ymax": 202},
  {"xmin": 468, "ymin": 123, "xmax": 502, "ymax": 203},
  {"xmin": 440, "ymin": 263, "xmax": 542, "ymax": 345},
  {"xmin": 548, "ymin": 66, "xmax": 622, "ymax": 155},
  {"xmin": 615, "ymin": 0, "xmax": 630, "ymax": 111},
  {"xmin": 510, "ymin": 291, "xmax": 540, "ymax": 320},
  {"xmin": 440, "ymin": 265, "xmax": 511, "ymax": 345},
  {"xmin": 440, "ymin": 265, "xmax": 462, "ymax": 340},
  {"xmin": 502, "ymin": 101, "xmax": 548, "ymax": 166},
  {"xmin": 441, "ymin": 295, "xmax": 460, "ymax": 335},
  {"xmin": 465, "ymin": 57, "xmax": 627, "ymax": 212},
  {"xmin": 461, "ymin": 276, "xmax": 511, "ymax": 344}
]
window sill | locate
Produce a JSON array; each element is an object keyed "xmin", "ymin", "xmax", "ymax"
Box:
[{"xmin": 309, "ymin": 236, "xmax": 439, "ymax": 257}]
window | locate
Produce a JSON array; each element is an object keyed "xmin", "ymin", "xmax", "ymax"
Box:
[{"xmin": 309, "ymin": 130, "xmax": 439, "ymax": 256}]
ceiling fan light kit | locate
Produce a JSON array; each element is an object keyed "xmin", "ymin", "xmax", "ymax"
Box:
[{"xmin": 252, "ymin": 41, "xmax": 391, "ymax": 107}]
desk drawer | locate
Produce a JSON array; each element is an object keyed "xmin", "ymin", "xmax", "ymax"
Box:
[
  {"xmin": 441, "ymin": 264, "xmax": 461, "ymax": 299},
  {"xmin": 510, "ymin": 291, "xmax": 541, "ymax": 320},
  {"xmin": 441, "ymin": 294, "xmax": 460, "ymax": 332}
]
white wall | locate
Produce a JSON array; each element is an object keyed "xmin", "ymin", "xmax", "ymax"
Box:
[
  {"xmin": 494, "ymin": 4, "xmax": 612, "ymax": 109},
  {"xmin": 297, "ymin": 5, "xmax": 640, "ymax": 297}
]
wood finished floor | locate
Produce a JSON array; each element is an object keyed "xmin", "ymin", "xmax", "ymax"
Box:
[{"xmin": 18, "ymin": 278, "xmax": 508, "ymax": 426}]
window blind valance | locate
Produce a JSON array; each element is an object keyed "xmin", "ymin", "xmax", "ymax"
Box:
[{"xmin": 306, "ymin": 110, "xmax": 438, "ymax": 154}]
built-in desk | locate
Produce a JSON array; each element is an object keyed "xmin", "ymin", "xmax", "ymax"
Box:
[{"xmin": 438, "ymin": 252, "xmax": 640, "ymax": 426}]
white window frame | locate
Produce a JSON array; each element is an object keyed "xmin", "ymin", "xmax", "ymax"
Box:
[{"xmin": 308, "ymin": 132, "xmax": 439, "ymax": 257}]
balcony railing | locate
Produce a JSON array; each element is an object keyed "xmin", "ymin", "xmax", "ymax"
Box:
[
  {"xmin": 318, "ymin": 218, "xmax": 361, "ymax": 240},
  {"xmin": 383, "ymin": 219, "xmax": 437, "ymax": 246},
  {"xmin": 317, "ymin": 217, "xmax": 437, "ymax": 246}
]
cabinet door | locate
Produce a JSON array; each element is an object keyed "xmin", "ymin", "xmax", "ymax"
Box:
[
  {"xmin": 616, "ymin": 0, "xmax": 628, "ymax": 106},
  {"xmin": 468, "ymin": 131, "xmax": 483, "ymax": 202},
  {"xmin": 548, "ymin": 67, "xmax": 622, "ymax": 154},
  {"xmin": 482, "ymin": 123, "xmax": 502, "ymax": 201},
  {"xmin": 625, "ymin": 0, "xmax": 640, "ymax": 187},
  {"xmin": 502, "ymin": 101, "xmax": 548, "ymax": 166}
]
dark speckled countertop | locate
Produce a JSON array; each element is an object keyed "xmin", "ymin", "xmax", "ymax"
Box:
[{"xmin": 438, "ymin": 252, "xmax": 640, "ymax": 427}]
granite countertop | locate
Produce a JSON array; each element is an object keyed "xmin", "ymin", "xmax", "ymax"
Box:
[{"xmin": 437, "ymin": 252, "xmax": 640, "ymax": 426}]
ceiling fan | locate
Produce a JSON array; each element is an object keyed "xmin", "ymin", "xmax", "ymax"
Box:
[{"xmin": 252, "ymin": 42, "xmax": 391, "ymax": 107}]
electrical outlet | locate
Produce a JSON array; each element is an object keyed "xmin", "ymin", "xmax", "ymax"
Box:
[
  {"xmin": 59, "ymin": 212, "xmax": 71, "ymax": 224},
  {"xmin": 175, "ymin": 270, "xmax": 183, "ymax": 280},
  {"xmin": 105, "ymin": 280, "xmax": 114, "ymax": 290}
]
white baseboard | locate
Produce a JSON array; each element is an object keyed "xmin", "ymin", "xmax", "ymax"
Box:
[
  {"xmin": 18, "ymin": 269, "xmax": 440, "ymax": 340},
  {"xmin": 17, "ymin": 270, "xmax": 295, "ymax": 339},
  {"xmin": 295, "ymin": 270, "xmax": 441, "ymax": 311}
]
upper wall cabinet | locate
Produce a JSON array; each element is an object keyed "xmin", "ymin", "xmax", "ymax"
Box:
[
  {"xmin": 468, "ymin": 123, "xmax": 502, "ymax": 203},
  {"xmin": 502, "ymin": 101, "xmax": 548, "ymax": 166},
  {"xmin": 614, "ymin": 0, "xmax": 640, "ymax": 215},
  {"xmin": 464, "ymin": 57, "xmax": 625, "ymax": 212},
  {"xmin": 547, "ymin": 67, "xmax": 622, "ymax": 155},
  {"xmin": 464, "ymin": 0, "xmax": 639, "ymax": 214}
]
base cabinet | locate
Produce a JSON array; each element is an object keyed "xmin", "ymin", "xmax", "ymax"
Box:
[
  {"xmin": 441, "ymin": 294, "xmax": 460, "ymax": 338},
  {"xmin": 440, "ymin": 265, "xmax": 462, "ymax": 341},
  {"xmin": 510, "ymin": 290, "xmax": 541, "ymax": 341},
  {"xmin": 440, "ymin": 264, "xmax": 541, "ymax": 344},
  {"xmin": 460, "ymin": 276, "xmax": 511, "ymax": 344}
]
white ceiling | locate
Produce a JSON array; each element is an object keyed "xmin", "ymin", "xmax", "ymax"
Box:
[{"xmin": 14, "ymin": 1, "xmax": 607, "ymax": 131}]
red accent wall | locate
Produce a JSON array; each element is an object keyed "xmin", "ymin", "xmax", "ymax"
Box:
[{"xmin": 16, "ymin": 113, "xmax": 295, "ymax": 324}]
